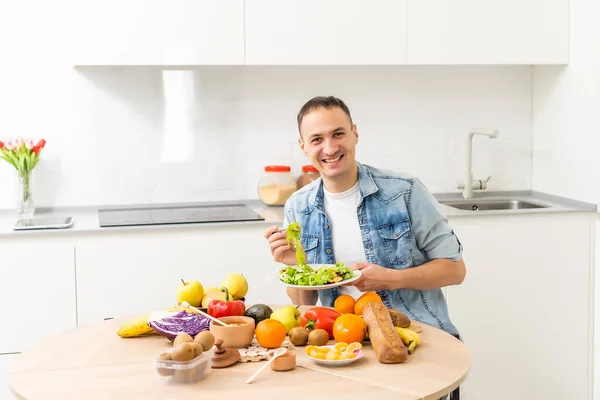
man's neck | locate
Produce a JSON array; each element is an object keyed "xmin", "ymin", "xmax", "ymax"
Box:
[{"xmin": 322, "ymin": 163, "xmax": 359, "ymax": 194}]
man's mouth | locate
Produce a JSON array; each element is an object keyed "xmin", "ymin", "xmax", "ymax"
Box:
[{"xmin": 322, "ymin": 155, "xmax": 343, "ymax": 164}]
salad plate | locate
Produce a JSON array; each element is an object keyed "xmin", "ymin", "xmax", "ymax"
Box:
[{"xmin": 278, "ymin": 263, "xmax": 361, "ymax": 290}]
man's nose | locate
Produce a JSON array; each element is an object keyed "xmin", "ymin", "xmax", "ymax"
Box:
[{"xmin": 323, "ymin": 139, "xmax": 338, "ymax": 155}]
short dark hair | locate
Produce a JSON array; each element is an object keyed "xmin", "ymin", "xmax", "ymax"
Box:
[{"xmin": 296, "ymin": 96, "xmax": 353, "ymax": 135}]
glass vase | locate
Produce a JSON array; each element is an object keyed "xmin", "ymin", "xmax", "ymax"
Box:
[{"xmin": 16, "ymin": 169, "xmax": 35, "ymax": 218}]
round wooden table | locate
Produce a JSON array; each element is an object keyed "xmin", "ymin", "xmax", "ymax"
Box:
[{"xmin": 9, "ymin": 306, "xmax": 470, "ymax": 400}]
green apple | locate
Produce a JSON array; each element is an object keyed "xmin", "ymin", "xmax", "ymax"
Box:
[
  {"xmin": 270, "ymin": 305, "xmax": 301, "ymax": 334},
  {"xmin": 176, "ymin": 279, "xmax": 204, "ymax": 307}
]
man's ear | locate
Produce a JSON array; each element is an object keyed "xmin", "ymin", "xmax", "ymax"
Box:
[
  {"xmin": 353, "ymin": 124, "xmax": 359, "ymax": 144},
  {"xmin": 298, "ymin": 137, "xmax": 306, "ymax": 155}
]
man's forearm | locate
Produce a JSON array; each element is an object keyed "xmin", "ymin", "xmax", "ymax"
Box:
[
  {"xmin": 286, "ymin": 288, "xmax": 318, "ymax": 305},
  {"xmin": 387, "ymin": 259, "xmax": 466, "ymax": 291}
]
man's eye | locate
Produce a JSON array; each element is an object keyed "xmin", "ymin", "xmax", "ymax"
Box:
[
  {"xmin": 312, "ymin": 138, "xmax": 321, "ymax": 143},
  {"xmin": 334, "ymin": 132, "xmax": 344, "ymax": 137}
]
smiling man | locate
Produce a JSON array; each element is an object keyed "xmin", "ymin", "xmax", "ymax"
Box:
[{"xmin": 264, "ymin": 96, "xmax": 466, "ymax": 350}]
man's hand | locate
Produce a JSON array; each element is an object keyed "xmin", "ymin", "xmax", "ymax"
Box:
[
  {"xmin": 264, "ymin": 225, "xmax": 300, "ymax": 266},
  {"xmin": 347, "ymin": 262, "xmax": 393, "ymax": 292}
]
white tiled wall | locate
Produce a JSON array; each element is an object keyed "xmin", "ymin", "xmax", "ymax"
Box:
[
  {"xmin": 0, "ymin": 64, "xmax": 534, "ymax": 208},
  {"xmin": 0, "ymin": 1, "xmax": 534, "ymax": 209}
]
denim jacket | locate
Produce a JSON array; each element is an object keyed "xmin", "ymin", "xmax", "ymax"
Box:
[{"xmin": 283, "ymin": 162, "xmax": 463, "ymax": 336}]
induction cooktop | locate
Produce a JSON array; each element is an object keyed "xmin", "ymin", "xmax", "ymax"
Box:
[{"xmin": 98, "ymin": 203, "xmax": 265, "ymax": 227}]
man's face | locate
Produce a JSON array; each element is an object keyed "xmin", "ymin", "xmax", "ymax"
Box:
[{"xmin": 298, "ymin": 107, "xmax": 359, "ymax": 182}]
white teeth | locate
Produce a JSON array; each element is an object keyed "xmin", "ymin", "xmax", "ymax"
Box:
[{"xmin": 323, "ymin": 156, "xmax": 342, "ymax": 163}]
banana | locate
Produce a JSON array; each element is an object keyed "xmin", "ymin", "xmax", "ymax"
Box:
[
  {"xmin": 395, "ymin": 326, "xmax": 420, "ymax": 354},
  {"xmin": 117, "ymin": 305, "xmax": 201, "ymax": 338},
  {"xmin": 117, "ymin": 313, "xmax": 154, "ymax": 338}
]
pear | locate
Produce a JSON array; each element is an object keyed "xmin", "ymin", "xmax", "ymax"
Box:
[
  {"xmin": 221, "ymin": 273, "xmax": 248, "ymax": 300},
  {"xmin": 270, "ymin": 305, "xmax": 301, "ymax": 334}
]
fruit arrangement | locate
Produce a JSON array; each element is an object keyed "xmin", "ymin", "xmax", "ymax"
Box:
[
  {"xmin": 119, "ymin": 269, "xmax": 422, "ymax": 380},
  {"xmin": 117, "ymin": 273, "xmax": 249, "ymax": 338}
]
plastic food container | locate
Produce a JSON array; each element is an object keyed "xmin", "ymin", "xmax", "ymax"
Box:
[
  {"xmin": 154, "ymin": 348, "xmax": 214, "ymax": 384},
  {"xmin": 258, "ymin": 165, "xmax": 298, "ymax": 206},
  {"xmin": 297, "ymin": 165, "xmax": 320, "ymax": 189}
]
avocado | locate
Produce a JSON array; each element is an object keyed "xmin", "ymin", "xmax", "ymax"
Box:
[{"xmin": 245, "ymin": 304, "xmax": 274, "ymax": 325}]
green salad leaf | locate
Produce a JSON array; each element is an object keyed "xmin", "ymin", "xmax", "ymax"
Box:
[
  {"xmin": 279, "ymin": 262, "xmax": 354, "ymax": 286},
  {"xmin": 286, "ymin": 221, "xmax": 305, "ymax": 266}
]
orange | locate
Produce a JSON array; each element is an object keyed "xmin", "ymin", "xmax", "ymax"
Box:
[
  {"xmin": 353, "ymin": 291, "xmax": 382, "ymax": 315},
  {"xmin": 255, "ymin": 319, "xmax": 286, "ymax": 348},
  {"xmin": 332, "ymin": 314, "xmax": 367, "ymax": 343},
  {"xmin": 334, "ymin": 294, "xmax": 356, "ymax": 314}
]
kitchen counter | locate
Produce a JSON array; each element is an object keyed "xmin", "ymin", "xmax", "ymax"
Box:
[
  {"xmin": 0, "ymin": 200, "xmax": 285, "ymax": 238},
  {"xmin": 0, "ymin": 190, "xmax": 596, "ymax": 237}
]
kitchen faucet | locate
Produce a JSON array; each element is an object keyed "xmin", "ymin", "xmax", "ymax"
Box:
[{"xmin": 457, "ymin": 128, "xmax": 499, "ymax": 199}]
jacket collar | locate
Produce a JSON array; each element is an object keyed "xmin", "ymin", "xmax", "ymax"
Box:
[{"xmin": 308, "ymin": 162, "xmax": 379, "ymax": 211}]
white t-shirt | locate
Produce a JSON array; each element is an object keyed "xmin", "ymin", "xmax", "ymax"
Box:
[{"xmin": 323, "ymin": 182, "xmax": 365, "ymax": 300}]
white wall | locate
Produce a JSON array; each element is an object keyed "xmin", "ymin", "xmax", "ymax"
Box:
[
  {"xmin": 532, "ymin": 1, "xmax": 600, "ymax": 398},
  {"xmin": 0, "ymin": 1, "xmax": 535, "ymax": 209}
]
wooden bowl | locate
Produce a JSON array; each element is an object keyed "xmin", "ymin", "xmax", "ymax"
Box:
[{"xmin": 209, "ymin": 316, "xmax": 255, "ymax": 348}]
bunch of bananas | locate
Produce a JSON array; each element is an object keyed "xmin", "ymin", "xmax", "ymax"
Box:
[
  {"xmin": 117, "ymin": 305, "xmax": 200, "ymax": 338},
  {"xmin": 395, "ymin": 327, "xmax": 420, "ymax": 354}
]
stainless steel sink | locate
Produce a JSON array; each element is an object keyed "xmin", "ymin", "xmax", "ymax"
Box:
[{"xmin": 440, "ymin": 199, "xmax": 549, "ymax": 211}]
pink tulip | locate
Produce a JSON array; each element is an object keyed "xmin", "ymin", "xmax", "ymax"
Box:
[
  {"xmin": 5, "ymin": 140, "xmax": 14, "ymax": 151},
  {"xmin": 14, "ymin": 137, "xmax": 23, "ymax": 148},
  {"xmin": 25, "ymin": 139, "xmax": 34, "ymax": 150}
]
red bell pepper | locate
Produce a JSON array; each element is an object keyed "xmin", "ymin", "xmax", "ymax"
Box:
[
  {"xmin": 207, "ymin": 287, "xmax": 245, "ymax": 318},
  {"xmin": 301, "ymin": 307, "xmax": 341, "ymax": 339}
]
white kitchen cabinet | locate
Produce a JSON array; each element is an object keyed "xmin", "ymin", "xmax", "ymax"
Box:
[
  {"xmin": 0, "ymin": 242, "xmax": 77, "ymax": 354},
  {"xmin": 244, "ymin": 0, "xmax": 408, "ymax": 65},
  {"xmin": 72, "ymin": 0, "xmax": 245, "ymax": 66},
  {"xmin": 0, "ymin": 354, "xmax": 17, "ymax": 400},
  {"xmin": 446, "ymin": 213, "xmax": 594, "ymax": 400},
  {"xmin": 74, "ymin": 225, "xmax": 289, "ymax": 326},
  {"xmin": 407, "ymin": 0, "xmax": 570, "ymax": 64}
]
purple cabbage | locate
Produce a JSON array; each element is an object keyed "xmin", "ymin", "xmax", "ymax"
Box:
[{"xmin": 148, "ymin": 311, "xmax": 211, "ymax": 341}]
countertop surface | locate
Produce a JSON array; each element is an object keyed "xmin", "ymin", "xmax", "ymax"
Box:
[
  {"xmin": 0, "ymin": 190, "xmax": 596, "ymax": 238},
  {"xmin": 9, "ymin": 306, "xmax": 470, "ymax": 400}
]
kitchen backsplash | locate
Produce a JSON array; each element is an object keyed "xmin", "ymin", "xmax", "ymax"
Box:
[{"xmin": 0, "ymin": 64, "xmax": 533, "ymax": 208}]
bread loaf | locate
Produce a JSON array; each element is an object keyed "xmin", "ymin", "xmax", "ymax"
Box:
[
  {"xmin": 362, "ymin": 302, "xmax": 408, "ymax": 364},
  {"xmin": 388, "ymin": 309, "xmax": 411, "ymax": 328}
]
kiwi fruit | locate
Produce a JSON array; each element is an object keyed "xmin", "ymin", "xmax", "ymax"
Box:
[
  {"xmin": 194, "ymin": 331, "xmax": 215, "ymax": 351},
  {"xmin": 308, "ymin": 329, "xmax": 329, "ymax": 346},
  {"xmin": 173, "ymin": 333, "xmax": 194, "ymax": 346},
  {"xmin": 288, "ymin": 327, "xmax": 309, "ymax": 346},
  {"xmin": 170, "ymin": 342, "xmax": 195, "ymax": 362},
  {"xmin": 190, "ymin": 342, "xmax": 204, "ymax": 358},
  {"xmin": 156, "ymin": 352, "xmax": 173, "ymax": 376},
  {"xmin": 389, "ymin": 309, "xmax": 411, "ymax": 328}
]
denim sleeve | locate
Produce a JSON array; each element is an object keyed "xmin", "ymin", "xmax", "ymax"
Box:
[
  {"xmin": 408, "ymin": 178, "xmax": 463, "ymax": 262},
  {"xmin": 283, "ymin": 201, "xmax": 294, "ymax": 228}
]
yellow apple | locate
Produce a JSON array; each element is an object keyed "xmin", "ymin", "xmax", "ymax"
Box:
[{"xmin": 176, "ymin": 279, "xmax": 204, "ymax": 307}]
